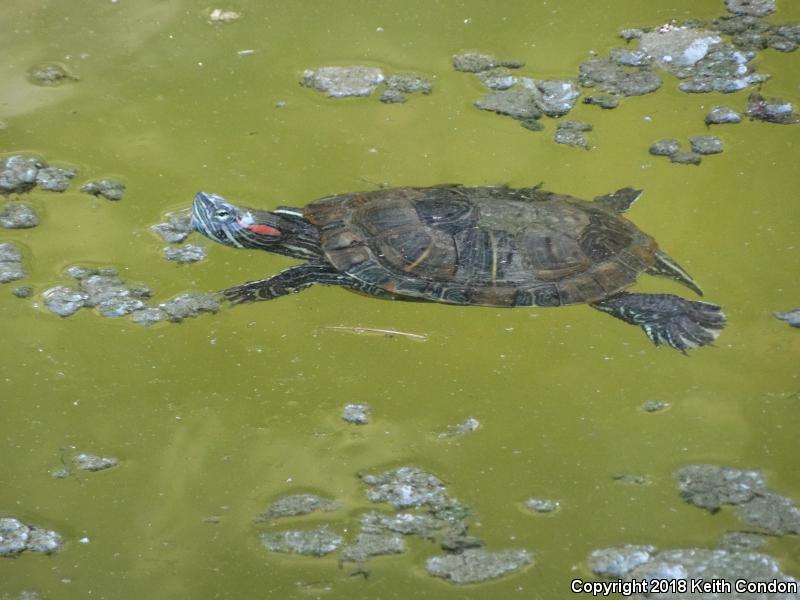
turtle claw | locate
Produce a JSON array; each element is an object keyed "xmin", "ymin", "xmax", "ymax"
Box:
[
  {"xmin": 593, "ymin": 292, "xmax": 726, "ymax": 352},
  {"xmin": 207, "ymin": 290, "xmax": 230, "ymax": 305},
  {"xmin": 220, "ymin": 289, "xmax": 248, "ymax": 304},
  {"xmin": 641, "ymin": 301, "xmax": 725, "ymax": 354},
  {"xmin": 219, "ymin": 283, "xmax": 264, "ymax": 304}
]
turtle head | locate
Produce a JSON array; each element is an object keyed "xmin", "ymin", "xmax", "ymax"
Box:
[
  {"xmin": 192, "ymin": 191, "xmax": 322, "ymax": 259},
  {"xmin": 192, "ymin": 191, "xmax": 285, "ymax": 249}
]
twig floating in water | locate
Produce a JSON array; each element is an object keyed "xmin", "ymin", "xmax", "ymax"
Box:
[{"xmin": 322, "ymin": 325, "xmax": 428, "ymax": 341}]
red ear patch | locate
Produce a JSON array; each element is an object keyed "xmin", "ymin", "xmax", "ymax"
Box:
[{"xmin": 247, "ymin": 223, "xmax": 281, "ymax": 236}]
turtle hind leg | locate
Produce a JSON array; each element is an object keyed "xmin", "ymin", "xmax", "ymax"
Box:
[
  {"xmin": 220, "ymin": 263, "xmax": 353, "ymax": 304},
  {"xmin": 592, "ymin": 292, "xmax": 726, "ymax": 352},
  {"xmin": 648, "ymin": 249, "xmax": 703, "ymax": 296}
]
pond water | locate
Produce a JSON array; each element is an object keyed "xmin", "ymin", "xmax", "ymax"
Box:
[{"xmin": 1, "ymin": 1, "xmax": 799, "ymax": 598}]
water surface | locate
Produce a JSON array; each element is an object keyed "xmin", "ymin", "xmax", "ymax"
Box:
[{"xmin": 1, "ymin": 1, "xmax": 799, "ymax": 598}]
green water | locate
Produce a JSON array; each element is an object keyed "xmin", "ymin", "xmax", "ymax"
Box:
[{"xmin": 1, "ymin": 1, "xmax": 799, "ymax": 598}]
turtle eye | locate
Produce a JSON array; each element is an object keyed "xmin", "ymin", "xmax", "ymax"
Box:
[{"xmin": 214, "ymin": 208, "xmax": 232, "ymax": 220}]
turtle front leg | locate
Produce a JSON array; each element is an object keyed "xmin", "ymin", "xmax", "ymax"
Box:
[
  {"xmin": 591, "ymin": 292, "xmax": 726, "ymax": 352},
  {"xmin": 220, "ymin": 263, "xmax": 353, "ymax": 304}
]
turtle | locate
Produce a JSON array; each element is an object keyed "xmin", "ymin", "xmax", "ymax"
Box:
[{"xmin": 191, "ymin": 185, "xmax": 725, "ymax": 351}]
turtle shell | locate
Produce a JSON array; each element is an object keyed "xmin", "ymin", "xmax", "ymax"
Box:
[{"xmin": 303, "ymin": 186, "xmax": 658, "ymax": 307}]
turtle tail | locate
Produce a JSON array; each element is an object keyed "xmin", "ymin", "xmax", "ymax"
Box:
[{"xmin": 647, "ymin": 250, "xmax": 703, "ymax": 296}]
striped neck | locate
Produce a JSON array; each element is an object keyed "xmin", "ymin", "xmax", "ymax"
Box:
[
  {"xmin": 265, "ymin": 209, "xmax": 324, "ymax": 260},
  {"xmin": 191, "ymin": 192, "xmax": 325, "ymax": 261}
]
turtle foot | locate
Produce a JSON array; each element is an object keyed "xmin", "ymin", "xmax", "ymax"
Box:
[
  {"xmin": 219, "ymin": 282, "xmax": 275, "ymax": 304},
  {"xmin": 220, "ymin": 289, "xmax": 250, "ymax": 304},
  {"xmin": 593, "ymin": 292, "xmax": 726, "ymax": 352}
]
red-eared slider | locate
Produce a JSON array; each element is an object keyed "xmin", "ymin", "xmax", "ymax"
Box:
[{"xmin": 192, "ymin": 185, "xmax": 725, "ymax": 351}]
